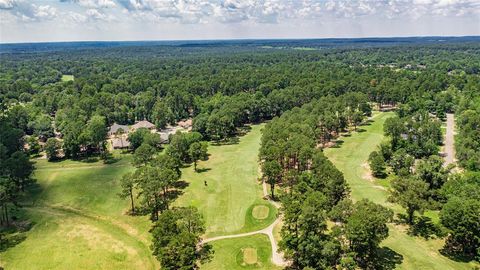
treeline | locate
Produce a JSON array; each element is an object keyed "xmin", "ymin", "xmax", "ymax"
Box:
[
  {"xmin": 367, "ymin": 97, "xmax": 479, "ymax": 262},
  {"xmin": 259, "ymin": 92, "xmax": 370, "ymax": 198},
  {"xmin": 455, "ymin": 84, "xmax": 480, "ymax": 171},
  {"xmin": 1, "ymin": 44, "xmax": 479, "ymax": 148},
  {"xmin": 259, "ymin": 93, "xmax": 394, "ymax": 268},
  {"xmin": 0, "ymin": 117, "xmax": 34, "ymax": 227},
  {"xmin": 118, "ymin": 130, "xmax": 210, "ymax": 269}
]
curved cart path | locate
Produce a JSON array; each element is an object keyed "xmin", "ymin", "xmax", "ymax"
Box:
[
  {"xmin": 201, "ymin": 180, "xmax": 287, "ymax": 266},
  {"xmin": 443, "ymin": 113, "xmax": 456, "ymax": 166}
]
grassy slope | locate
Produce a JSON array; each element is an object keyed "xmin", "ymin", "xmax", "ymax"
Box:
[
  {"xmin": 324, "ymin": 112, "xmax": 478, "ymax": 270},
  {"xmin": 0, "ymin": 155, "xmax": 157, "ymax": 270},
  {"xmin": 201, "ymin": 234, "xmax": 281, "ymax": 270},
  {"xmin": 176, "ymin": 124, "xmax": 276, "ymax": 237}
]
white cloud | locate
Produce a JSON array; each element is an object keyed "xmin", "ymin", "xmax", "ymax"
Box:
[
  {"xmin": 34, "ymin": 5, "xmax": 57, "ymax": 19},
  {"xmin": 0, "ymin": 0, "xmax": 15, "ymax": 9},
  {"xmin": 1, "ymin": 0, "xmax": 479, "ymax": 43},
  {"xmin": 78, "ymin": 0, "xmax": 116, "ymax": 8},
  {"xmin": 86, "ymin": 8, "xmax": 114, "ymax": 21}
]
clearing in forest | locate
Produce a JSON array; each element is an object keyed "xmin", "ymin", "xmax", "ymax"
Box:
[
  {"xmin": 176, "ymin": 124, "xmax": 277, "ymax": 237},
  {"xmin": 61, "ymin": 74, "xmax": 74, "ymax": 82},
  {"xmin": 177, "ymin": 124, "xmax": 281, "ymax": 269},
  {"xmin": 324, "ymin": 111, "xmax": 478, "ymax": 270}
]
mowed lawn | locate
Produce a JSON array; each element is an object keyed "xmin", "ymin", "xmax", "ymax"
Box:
[
  {"xmin": 201, "ymin": 234, "xmax": 281, "ymax": 270},
  {"xmin": 176, "ymin": 124, "xmax": 276, "ymax": 237},
  {"xmin": 0, "ymin": 155, "xmax": 158, "ymax": 270},
  {"xmin": 324, "ymin": 112, "xmax": 478, "ymax": 270}
]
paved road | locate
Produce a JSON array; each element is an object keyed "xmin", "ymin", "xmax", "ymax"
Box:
[
  {"xmin": 201, "ymin": 180, "xmax": 288, "ymax": 266},
  {"xmin": 444, "ymin": 113, "xmax": 455, "ymax": 166}
]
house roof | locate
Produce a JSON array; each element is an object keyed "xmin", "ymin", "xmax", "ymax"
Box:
[
  {"xmin": 178, "ymin": 119, "xmax": 193, "ymax": 128},
  {"xmin": 131, "ymin": 120, "xmax": 155, "ymax": 130},
  {"xmin": 159, "ymin": 132, "xmax": 170, "ymax": 143},
  {"xmin": 109, "ymin": 123, "xmax": 129, "ymax": 134},
  {"xmin": 112, "ymin": 137, "xmax": 130, "ymax": 148}
]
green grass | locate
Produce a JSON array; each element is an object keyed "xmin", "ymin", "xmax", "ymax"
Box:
[
  {"xmin": 201, "ymin": 234, "xmax": 281, "ymax": 270},
  {"xmin": 324, "ymin": 112, "xmax": 478, "ymax": 270},
  {"xmin": 1, "ymin": 124, "xmax": 277, "ymax": 269},
  {"xmin": 61, "ymin": 74, "xmax": 74, "ymax": 82},
  {"xmin": 176, "ymin": 124, "xmax": 277, "ymax": 237},
  {"xmin": 0, "ymin": 155, "xmax": 157, "ymax": 270}
]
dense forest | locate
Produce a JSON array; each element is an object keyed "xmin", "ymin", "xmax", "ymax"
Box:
[{"xmin": 1, "ymin": 39, "xmax": 479, "ymax": 268}]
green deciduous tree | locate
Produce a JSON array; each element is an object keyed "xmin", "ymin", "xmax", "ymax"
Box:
[
  {"xmin": 45, "ymin": 138, "xmax": 61, "ymax": 161},
  {"xmin": 128, "ymin": 128, "xmax": 151, "ymax": 150},
  {"xmin": 133, "ymin": 143, "xmax": 156, "ymax": 167},
  {"xmin": 346, "ymin": 199, "xmax": 393, "ymax": 268},
  {"xmin": 389, "ymin": 177, "xmax": 429, "ymax": 225},
  {"xmin": 440, "ymin": 173, "xmax": 480, "ymax": 260},
  {"xmin": 368, "ymin": 151, "xmax": 386, "ymax": 178},
  {"xmin": 151, "ymin": 207, "xmax": 212, "ymax": 270},
  {"xmin": 188, "ymin": 141, "xmax": 208, "ymax": 172}
]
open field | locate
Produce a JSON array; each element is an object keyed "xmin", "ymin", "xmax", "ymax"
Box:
[
  {"xmin": 0, "ymin": 154, "xmax": 157, "ymax": 270},
  {"xmin": 61, "ymin": 74, "xmax": 74, "ymax": 81},
  {"xmin": 176, "ymin": 124, "xmax": 277, "ymax": 237},
  {"xmin": 324, "ymin": 112, "xmax": 478, "ymax": 270}
]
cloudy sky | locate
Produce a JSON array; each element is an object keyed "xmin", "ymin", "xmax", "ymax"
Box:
[{"xmin": 1, "ymin": 0, "xmax": 479, "ymax": 43}]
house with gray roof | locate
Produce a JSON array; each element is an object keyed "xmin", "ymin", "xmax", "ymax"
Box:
[{"xmin": 108, "ymin": 123, "xmax": 129, "ymax": 136}]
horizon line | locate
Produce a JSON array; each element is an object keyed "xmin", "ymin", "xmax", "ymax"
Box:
[{"xmin": 1, "ymin": 35, "xmax": 479, "ymax": 45}]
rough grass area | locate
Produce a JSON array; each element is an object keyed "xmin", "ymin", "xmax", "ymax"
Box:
[
  {"xmin": 201, "ymin": 234, "xmax": 281, "ymax": 270},
  {"xmin": 324, "ymin": 112, "xmax": 479, "ymax": 270},
  {"xmin": 252, "ymin": 205, "xmax": 269, "ymax": 220},
  {"xmin": 61, "ymin": 74, "xmax": 74, "ymax": 82},
  {"xmin": 0, "ymin": 154, "xmax": 157, "ymax": 270},
  {"xmin": 176, "ymin": 124, "xmax": 276, "ymax": 237}
]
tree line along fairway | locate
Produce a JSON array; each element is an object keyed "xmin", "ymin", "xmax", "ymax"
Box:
[
  {"xmin": 176, "ymin": 124, "xmax": 277, "ymax": 237},
  {"xmin": 324, "ymin": 112, "xmax": 478, "ymax": 270}
]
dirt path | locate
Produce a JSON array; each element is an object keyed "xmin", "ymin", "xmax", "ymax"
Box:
[
  {"xmin": 443, "ymin": 113, "xmax": 456, "ymax": 166},
  {"xmin": 201, "ymin": 181, "xmax": 288, "ymax": 267}
]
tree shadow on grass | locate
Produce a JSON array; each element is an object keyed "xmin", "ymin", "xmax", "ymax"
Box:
[
  {"xmin": 356, "ymin": 128, "xmax": 367, "ymax": 133},
  {"xmin": 439, "ymin": 238, "xmax": 478, "ymax": 263},
  {"xmin": 196, "ymin": 168, "xmax": 211, "ymax": 173},
  {"xmin": 212, "ymin": 136, "xmax": 240, "ymax": 146},
  {"xmin": 362, "ymin": 119, "xmax": 374, "ymax": 125},
  {"xmin": 236, "ymin": 125, "xmax": 252, "ymax": 137},
  {"xmin": 0, "ymin": 220, "xmax": 34, "ymax": 253},
  {"xmin": 374, "ymin": 247, "xmax": 404, "ymax": 270},
  {"xmin": 330, "ymin": 140, "xmax": 344, "ymax": 148},
  {"xmin": 408, "ymin": 216, "xmax": 445, "ymax": 239},
  {"xmin": 173, "ymin": 180, "xmax": 190, "ymax": 190}
]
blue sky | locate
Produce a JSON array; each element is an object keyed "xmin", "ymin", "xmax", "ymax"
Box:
[{"xmin": 1, "ymin": 0, "xmax": 479, "ymax": 43}]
